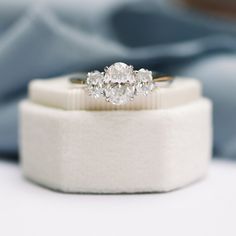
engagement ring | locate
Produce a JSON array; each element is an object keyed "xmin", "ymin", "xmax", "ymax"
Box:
[{"xmin": 70, "ymin": 62, "xmax": 173, "ymax": 105}]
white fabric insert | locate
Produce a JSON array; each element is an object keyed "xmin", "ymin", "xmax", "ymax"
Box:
[{"xmin": 29, "ymin": 77, "xmax": 201, "ymax": 110}]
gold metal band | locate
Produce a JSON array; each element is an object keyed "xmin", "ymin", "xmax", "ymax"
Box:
[
  {"xmin": 153, "ymin": 76, "xmax": 173, "ymax": 83},
  {"xmin": 70, "ymin": 73, "xmax": 87, "ymax": 85}
]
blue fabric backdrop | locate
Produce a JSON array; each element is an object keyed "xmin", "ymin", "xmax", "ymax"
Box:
[{"xmin": 0, "ymin": 0, "xmax": 236, "ymax": 158}]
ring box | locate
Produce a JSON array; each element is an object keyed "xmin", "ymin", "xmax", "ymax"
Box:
[{"xmin": 19, "ymin": 77, "xmax": 212, "ymax": 193}]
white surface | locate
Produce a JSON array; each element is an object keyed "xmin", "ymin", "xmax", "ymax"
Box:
[
  {"xmin": 29, "ymin": 78, "xmax": 201, "ymax": 110},
  {"xmin": 20, "ymin": 98, "xmax": 212, "ymax": 193},
  {"xmin": 0, "ymin": 159, "xmax": 235, "ymax": 236}
]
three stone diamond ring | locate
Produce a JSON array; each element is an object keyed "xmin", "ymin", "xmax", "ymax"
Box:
[{"xmin": 70, "ymin": 62, "xmax": 173, "ymax": 105}]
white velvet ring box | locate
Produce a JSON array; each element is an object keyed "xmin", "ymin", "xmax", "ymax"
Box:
[{"xmin": 19, "ymin": 77, "xmax": 212, "ymax": 193}]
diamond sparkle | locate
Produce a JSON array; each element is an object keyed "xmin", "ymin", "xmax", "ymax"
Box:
[
  {"xmin": 86, "ymin": 62, "xmax": 156, "ymax": 105},
  {"xmin": 104, "ymin": 62, "xmax": 136, "ymax": 105},
  {"xmin": 86, "ymin": 71, "xmax": 104, "ymax": 98},
  {"xmin": 135, "ymin": 69, "xmax": 154, "ymax": 96}
]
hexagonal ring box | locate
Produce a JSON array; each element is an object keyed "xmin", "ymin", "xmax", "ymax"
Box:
[{"xmin": 19, "ymin": 74, "xmax": 212, "ymax": 193}]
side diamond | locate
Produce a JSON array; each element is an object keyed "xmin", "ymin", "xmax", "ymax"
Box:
[
  {"xmin": 86, "ymin": 71, "xmax": 104, "ymax": 98},
  {"xmin": 135, "ymin": 69, "xmax": 154, "ymax": 95}
]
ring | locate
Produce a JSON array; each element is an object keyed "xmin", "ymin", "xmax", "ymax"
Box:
[{"xmin": 70, "ymin": 62, "xmax": 173, "ymax": 105}]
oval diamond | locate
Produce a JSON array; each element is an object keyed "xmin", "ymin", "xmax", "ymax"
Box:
[{"xmin": 104, "ymin": 62, "xmax": 136, "ymax": 105}]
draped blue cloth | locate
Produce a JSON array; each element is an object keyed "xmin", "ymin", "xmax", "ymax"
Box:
[{"xmin": 0, "ymin": 0, "xmax": 236, "ymax": 158}]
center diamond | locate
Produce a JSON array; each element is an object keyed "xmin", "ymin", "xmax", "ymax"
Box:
[{"xmin": 104, "ymin": 62, "xmax": 136, "ymax": 105}]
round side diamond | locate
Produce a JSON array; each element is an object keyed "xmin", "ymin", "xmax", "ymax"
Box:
[
  {"xmin": 104, "ymin": 62, "xmax": 136, "ymax": 105},
  {"xmin": 135, "ymin": 69, "xmax": 154, "ymax": 95},
  {"xmin": 86, "ymin": 71, "xmax": 104, "ymax": 98}
]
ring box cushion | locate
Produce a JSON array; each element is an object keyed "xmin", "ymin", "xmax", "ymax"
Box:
[
  {"xmin": 29, "ymin": 77, "xmax": 202, "ymax": 110},
  {"xmin": 19, "ymin": 77, "xmax": 212, "ymax": 193}
]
